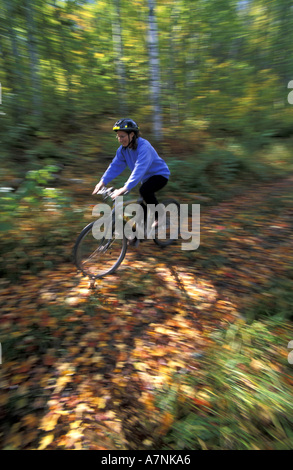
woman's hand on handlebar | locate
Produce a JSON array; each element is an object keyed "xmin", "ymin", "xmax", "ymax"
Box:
[
  {"xmin": 92, "ymin": 181, "xmax": 105, "ymax": 195},
  {"xmin": 111, "ymin": 186, "xmax": 128, "ymax": 200}
]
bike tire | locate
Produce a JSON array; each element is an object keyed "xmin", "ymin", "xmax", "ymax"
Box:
[
  {"xmin": 153, "ymin": 198, "xmax": 181, "ymax": 247},
  {"xmin": 73, "ymin": 221, "xmax": 128, "ymax": 279}
]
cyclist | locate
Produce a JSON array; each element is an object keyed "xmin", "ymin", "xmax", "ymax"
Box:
[{"xmin": 92, "ymin": 118, "xmax": 170, "ymax": 241}]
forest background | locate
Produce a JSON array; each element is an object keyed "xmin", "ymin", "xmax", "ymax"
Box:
[
  {"xmin": 1, "ymin": 0, "xmax": 293, "ymax": 451},
  {"xmin": 1, "ymin": 0, "xmax": 293, "ymax": 159}
]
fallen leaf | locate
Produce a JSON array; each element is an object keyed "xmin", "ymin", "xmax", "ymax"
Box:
[{"xmin": 38, "ymin": 433, "xmax": 54, "ymax": 450}]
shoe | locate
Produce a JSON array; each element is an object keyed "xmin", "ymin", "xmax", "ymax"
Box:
[{"xmin": 128, "ymin": 237, "xmax": 140, "ymax": 247}]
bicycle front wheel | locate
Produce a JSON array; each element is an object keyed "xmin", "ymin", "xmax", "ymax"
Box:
[{"xmin": 73, "ymin": 221, "xmax": 128, "ymax": 279}]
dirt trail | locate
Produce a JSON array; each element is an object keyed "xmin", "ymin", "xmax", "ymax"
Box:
[{"xmin": 1, "ymin": 175, "xmax": 293, "ymax": 449}]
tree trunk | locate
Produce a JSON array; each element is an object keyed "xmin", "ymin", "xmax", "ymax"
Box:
[
  {"xmin": 112, "ymin": 0, "xmax": 128, "ymax": 116},
  {"xmin": 25, "ymin": 0, "xmax": 42, "ymax": 118},
  {"xmin": 147, "ymin": 0, "xmax": 162, "ymax": 141},
  {"xmin": 1, "ymin": 0, "xmax": 23, "ymax": 120}
]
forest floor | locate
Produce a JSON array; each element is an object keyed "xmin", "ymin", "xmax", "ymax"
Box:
[{"xmin": 1, "ymin": 172, "xmax": 293, "ymax": 450}]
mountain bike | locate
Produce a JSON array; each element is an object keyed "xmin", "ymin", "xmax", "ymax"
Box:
[{"xmin": 73, "ymin": 187, "xmax": 180, "ymax": 280}]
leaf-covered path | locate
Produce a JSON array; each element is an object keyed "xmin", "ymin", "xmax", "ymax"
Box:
[{"xmin": 1, "ymin": 175, "xmax": 293, "ymax": 449}]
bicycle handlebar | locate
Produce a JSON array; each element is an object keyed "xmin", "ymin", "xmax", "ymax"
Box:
[
  {"xmin": 97, "ymin": 187, "xmax": 115, "ymax": 199},
  {"xmin": 97, "ymin": 187, "xmax": 129, "ymax": 200}
]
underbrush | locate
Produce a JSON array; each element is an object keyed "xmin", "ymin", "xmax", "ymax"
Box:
[
  {"xmin": 0, "ymin": 166, "xmax": 88, "ymax": 280},
  {"xmin": 155, "ymin": 317, "xmax": 293, "ymax": 450},
  {"xmin": 165, "ymin": 140, "xmax": 293, "ymax": 201},
  {"xmin": 246, "ymin": 276, "xmax": 293, "ymax": 322},
  {"xmin": 1, "ymin": 158, "xmax": 293, "ymax": 450}
]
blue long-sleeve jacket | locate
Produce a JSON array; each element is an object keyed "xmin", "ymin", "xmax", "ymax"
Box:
[{"xmin": 101, "ymin": 137, "xmax": 170, "ymax": 191}]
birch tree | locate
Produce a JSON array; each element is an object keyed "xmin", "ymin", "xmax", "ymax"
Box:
[
  {"xmin": 1, "ymin": 0, "xmax": 25, "ymax": 120},
  {"xmin": 112, "ymin": 0, "xmax": 128, "ymax": 115},
  {"xmin": 25, "ymin": 0, "xmax": 42, "ymax": 118},
  {"xmin": 147, "ymin": 0, "xmax": 162, "ymax": 140}
]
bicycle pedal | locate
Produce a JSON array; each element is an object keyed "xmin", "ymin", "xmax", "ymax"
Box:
[{"xmin": 89, "ymin": 279, "xmax": 96, "ymax": 288}]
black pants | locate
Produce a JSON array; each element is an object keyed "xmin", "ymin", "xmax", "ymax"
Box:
[{"xmin": 139, "ymin": 175, "xmax": 168, "ymax": 222}]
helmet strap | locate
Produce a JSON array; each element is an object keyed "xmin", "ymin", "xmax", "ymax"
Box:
[{"xmin": 124, "ymin": 133, "xmax": 134, "ymax": 149}]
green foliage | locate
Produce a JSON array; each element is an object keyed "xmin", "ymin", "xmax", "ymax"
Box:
[
  {"xmin": 1, "ymin": 165, "xmax": 60, "ymax": 226},
  {"xmin": 1, "ymin": 0, "xmax": 293, "ymax": 145},
  {"xmin": 24, "ymin": 142, "xmax": 66, "ymax": 162},
  {"xmin": 157, "ymin": 319, "xmax": 293, "ymax": 450},
  {"xmin": 247, "ymin": 276, "xmax": 293, "ymax": 322},
  {"xmin": 0, "ymin": 165, "xmax": 84, "ymax": 279},
  {"xmin": 166, "ymin": 143, "xmax": 272, "ymax": 199},
  {"xmin": 1, "ymin": 122, "xmax": 38, "ymax": 154}
]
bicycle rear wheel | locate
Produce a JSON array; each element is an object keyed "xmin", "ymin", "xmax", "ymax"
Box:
[
  {"xmin": 153, "ymin": 198, "xmax": 180, "ymax": 247},
  {"xmin": 73, "ymin": 221, "xmax": 127, "ymax": 279}
]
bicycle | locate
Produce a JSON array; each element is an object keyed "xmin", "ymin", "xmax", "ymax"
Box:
[{"xmin": 73, "ymin": 187, "xmax": 180, "ymax": 280}]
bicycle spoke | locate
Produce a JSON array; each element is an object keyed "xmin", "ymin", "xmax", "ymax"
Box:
[
  {"xmin": 74, "ymin": 223, "xmax": 127, "ymax": 279},
  {"xmin": 74, "ymin": 194, "xmax": 181, "ymax": 279}
]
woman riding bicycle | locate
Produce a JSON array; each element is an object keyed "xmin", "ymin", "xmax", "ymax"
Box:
[
  {"xmin": 74, "ymin": 121, "xmax": 176, "ymax": 278},
  {"xmin": 92, "ymin": 118, "xmax": 170, "ymax": 238}
]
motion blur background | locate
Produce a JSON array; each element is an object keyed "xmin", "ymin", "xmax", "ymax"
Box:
[
  {"xmin": 1, "ymin": 0, "xmax": 293, "ymax": 158},
  {"xmin": 1, "ymin": 0, "xmax": 293, "ymax": 451}
]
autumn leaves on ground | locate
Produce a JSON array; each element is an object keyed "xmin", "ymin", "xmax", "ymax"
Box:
[{"xmin": 1, "ymin": 173, "xmax": 293, "ymax": 450}]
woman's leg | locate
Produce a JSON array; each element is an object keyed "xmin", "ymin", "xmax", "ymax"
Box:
[
  {"xmin": 139, "ymin": 175, "xmax": 168, "ymax": 207},
  {"xmin": 139, "ymin": 176, "xmax": 168, "ymax": 236}
]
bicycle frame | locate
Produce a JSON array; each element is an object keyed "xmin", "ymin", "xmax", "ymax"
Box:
[
  {"xmin": 98, "ymin": 186, "xmax": 143, "ymax": 207},
  {"xmin": 96, "ymin": 187, "xmax": 179, "ymax": 241},
  {"xmin": 74, "ymin": 187, "xmax": 181, "ymax": 280},
  {"xmin": 96, "ymin": 188, "xmax": 153, "ymax": 240}
]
